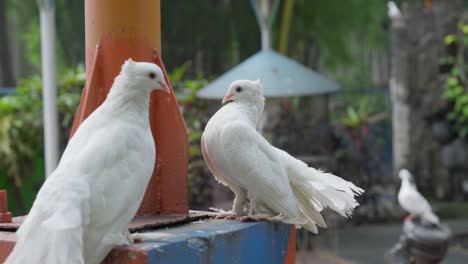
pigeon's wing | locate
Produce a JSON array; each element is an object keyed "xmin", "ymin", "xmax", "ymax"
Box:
[
  {"xmin": 9, "ymin": 115, "xmax": 154, "ymax": 264},
  {"xmin": 7, "ymin": 158, "xmax": 92, "ymax": 264},
  {"xmin": 399, "ymin": 187, "xmax": 432, "ymax": 215},
  {"xmin": 219, "ymin": 121, "xmax": 299, "ymax": 217}
]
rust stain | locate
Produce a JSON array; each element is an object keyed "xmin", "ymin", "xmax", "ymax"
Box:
[
  {"xmin": 102, "ymin": 246, "xmax": 147, "ymax": 264},
  {"xmin": 284, "ymin": 227, "xmax": 296, "ymax": 264},
  {"xmin": 0, "ymin": 190, "xmax": 12, "ymax": 223},
  {"xmin": 0, "ymin": 238, "xmax": 15, "ymax": 263}
]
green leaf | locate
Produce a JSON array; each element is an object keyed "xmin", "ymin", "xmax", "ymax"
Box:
[
  {"xmin": 463, "ymin": 105, "xmax": 468, "ymax": 116},
  {"xmin": 447, "ymin": 77, "xmax": 459, "ymax": 87},
  {"xmin": 444, "ymin": 34, "xmax": 456, "ymax": 45},
  {"xmin": 451, "ymin": 67, "xmax": 460, "ymax": 76},
  {"xmin": 169, "ymin": 63, "xmax": 188, "ymax": 84},
  {"xmin": 439, "ymin": 56, "xmax": 455, "ymax": 65}
]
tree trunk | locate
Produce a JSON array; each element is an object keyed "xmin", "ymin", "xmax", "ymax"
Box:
[
  {"xmin": 389, "ymin": 0, "xmax": 462, "ymax": 196},
  {"xmin": 0, "ymin": 0, "xmax": 15, "ymax": 86}
]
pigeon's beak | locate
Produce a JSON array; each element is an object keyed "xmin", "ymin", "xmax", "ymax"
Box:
[
  {"xmin": 159, "ymin": 81, "xmax": 170, "ymax": 93},
  {"xmin": 222, "ymin": 93, "xmax": 233, "ymax": 104}
]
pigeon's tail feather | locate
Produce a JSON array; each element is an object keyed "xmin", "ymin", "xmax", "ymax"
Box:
[
  {"xmin": 4, "ymin": 216, "xmax": 85, "ymax": 264},
  {"xmin": 5, "ymin": 180, "xmax": 89, "ymax": 264},
  {"xmin": 422, "ymin": 210, "xmax": 440, "ymax": 225},
  {"xmin": 289, "ymin": 179, "xmax": 326, "ymax": 233},
  {"xmin": 292, "ymin": 165, "xmax": 363, "ymax": 217},
  {"xmin": 277, "ymin": 148, "xmax": 364, "ymax": 229}
]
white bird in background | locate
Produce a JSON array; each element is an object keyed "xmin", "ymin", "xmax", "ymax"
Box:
[
  {"xmin": 201, "ymin": 80, "xmax": 364, "ymax": 233},
  {"xmin": 387, "ymin": 1, "xmax": 402, "ymax": 19},
  {"xmin": 5, "ymin": 59, "xmax": 169, "ymax": 264},
  {"xmin": 398, "ymin": 169, "xmax": 440, "ymax": 225}
]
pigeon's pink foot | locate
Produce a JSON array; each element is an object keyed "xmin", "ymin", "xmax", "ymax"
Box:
[
  {"xmin": 238, "ymin": 216, "xmax": 258, "ymax": 222},
  {"xmin": 405, "ymin": 214, "xmax": 417, "ymax": 222},
  {"xmin": 215, "ymin": 213, "xmax": 237, "ymax": 220}
]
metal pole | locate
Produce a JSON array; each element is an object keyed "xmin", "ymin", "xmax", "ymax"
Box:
[
  {"xmin": 260, "ymin": 0, "xmax": 271, "ymax": 50},
  {"xmin": 39, "ymin": 0, "xmax": 59, "ymax": 177},
  {"xmin": 77, "ymin": 0, "xmax": 189, "ymax": 216}
]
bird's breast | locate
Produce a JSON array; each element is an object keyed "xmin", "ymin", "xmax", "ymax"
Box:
[{"xmin": 203, "ymin": 121, "xmax": 245, "ymax": 188}]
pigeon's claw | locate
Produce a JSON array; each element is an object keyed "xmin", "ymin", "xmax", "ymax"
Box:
[
  {"xmin": 214, "ymin": 212, "xmax": 236, "ymax": 220},
  {"xmin": 238, "ymin": 216, "xmax": 259, "ymax": 222},
  {"xmin": 405, "ymin": 214, "xmax": 417, "ymax": 222}
]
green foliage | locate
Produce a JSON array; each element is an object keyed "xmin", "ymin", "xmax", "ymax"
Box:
[
  {"xmin": 6, "ymin": 0, "xmax": 84, "ymax": 72},
  {"xmin": 168, "ymin": 64, "xmax": 212, "ymax": 207},
  {"xmin": 5, "ymin": 0, "xmax": 388, "ymax": 85},
  {"xmin": 162, "ymin": 0, "xmax": 259, "ymax": 75},
  {"xmin": 333, "ymin": 87, "xmax": 389, "ymax": 130},
  {"xmin": 342, "ymin": 106, "xmax": 368, "ymax": 129},
  {"xmin": 288, "ymin": 0, "xmax": 387, "ymax": 67},
  {"xmin": 0, "ymin": 66, "xmax": 84, "ymax": 188},
  {"xmin": 433, "ymin": 201, "xmax": 468, "ymax": 219},
  {"xmin": 442, "ymin": 23, "xmax": 468, "ymax": 138}
]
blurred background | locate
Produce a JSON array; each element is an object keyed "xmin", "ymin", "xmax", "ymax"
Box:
[{"xmin": 0, "ymin": 0, "xmax": 467, "ymax": 263}]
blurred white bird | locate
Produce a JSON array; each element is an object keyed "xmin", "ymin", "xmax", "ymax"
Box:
[
  {"xmin": 5, "ymin": 59, "xmax": 169, "ymax": 264},
  {"xmin": 387, "ymin": 1, "xmax": 402, "ymax": 19},
  {"xmin": 201, "ymin": 80, "xmax": 364, "ymax": 233},
  {"xmin": 398, "ymin": 169, "xmax": 440, "ymax": 225}
]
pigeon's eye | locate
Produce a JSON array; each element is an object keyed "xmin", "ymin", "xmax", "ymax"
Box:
[
  {"xmin": 235, "ymin": 86, "xmax": 242, "ymax": 93},
  {"xmin": 148, "ymin": 72, "xmax": 156, "ymax": 79}
]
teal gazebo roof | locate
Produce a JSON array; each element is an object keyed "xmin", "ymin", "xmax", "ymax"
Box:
[{"xmin": 197, "ymin": 49, "xmax": 340, "ymax": 99}]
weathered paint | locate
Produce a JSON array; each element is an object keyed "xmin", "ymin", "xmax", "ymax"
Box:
[
  {"xmin": 0, "ymin": 232, "xmax": 15, "ymax": 263},
  {"xmin": 104, "ymin": 220, "xmax": 293, "ymax": 264},
  {"xmin": 0, "ymin": 215, "xmax": 296, "ymax": 263},
  {"xmin": 0, "ymin": 190, "xmax": 12, "ymax": 223},
  {"xmin": 284, "ymin": 227, "xmax": 296, "ymax": 264},
  {"xmin": 71, "ymin": 0, "xmax": 189, "ymax": 215}
]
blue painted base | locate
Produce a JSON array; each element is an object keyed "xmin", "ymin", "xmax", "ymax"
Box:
[{"xmin": 133, "ymin": 219, "xmax": 292, "ymax": 264}]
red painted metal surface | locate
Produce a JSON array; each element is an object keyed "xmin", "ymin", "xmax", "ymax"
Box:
[
  {"xmin": 70, "ymin": 0, "xmax": 189, "ymax": 216},
  {"xmin": 284, "ymin": 227, "xmax": 296, "ymax": 264},
  {"xmin": 0, "ymin": 232, "xmax": 15, "ymax": 263},
  {"xmin": 102, "ymin": 245, "xmax": 148, "ymax": 264},
  {"xmin": 0, "ymin": 190, "xmax": 12, "ymax": 223}
]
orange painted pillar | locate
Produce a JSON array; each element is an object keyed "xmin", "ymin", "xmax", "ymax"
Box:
[{"xmin": 71, "ymin": 0, "xmax": 189, "ymax": 215}]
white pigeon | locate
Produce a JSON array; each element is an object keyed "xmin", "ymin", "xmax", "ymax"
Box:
[
  {"xmin": 5, "ymin": 59, "xmax": 169, "ymax": 264},
  {"xmin": 201, "ymin": 80, "xmax": 364, "ymax": 233},
  {"xmin": 387, "ymin": 1, "xmax": 402, "ymax": 19},
  {"xmin": 398, "ymin": 169, "xmax": 440, "ymax": 225}
]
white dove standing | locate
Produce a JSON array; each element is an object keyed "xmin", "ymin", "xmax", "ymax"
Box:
[
  {"xmin": 5, "ymin": 59, "xmax": 169, "ymax": 264},
  {"xmin": 387, "ymin": 1, "xmax": 402, "ymax": 19},
  {"xmin": 398, "ymin": 169, "xmax": 440, "ymax": 225},
  {"xmin": 201, "ymin": 80, "xmax": 364, "ymax": 233}
]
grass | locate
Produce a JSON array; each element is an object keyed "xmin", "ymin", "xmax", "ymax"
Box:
[{"xmin": 433, "ymin": 201, "xmax": 468, "ymax": 219}]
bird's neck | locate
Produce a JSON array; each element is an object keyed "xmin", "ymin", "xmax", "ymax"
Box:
[
  {"xmin": 234, "ymin": 99, "xmax": 264, "ymax": 127},
  {"xmin": 106, "ymin": 76, "xmax": 150, "ymax": 116},
  {"xmin": 402, "ymin": 179, "xmax": 415, "ymax": 190}
]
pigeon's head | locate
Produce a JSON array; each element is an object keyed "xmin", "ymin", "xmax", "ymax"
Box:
[
  {"xmin": 120, "ymin": 59, "xmax": 169, "ymax": 93},
  {"xmin": 222, "ymin": 79, "xmax": 264, "ymax": 105},
  {"xmin": 399, "ymin": 169, "xmax": 413, "ymax": 182}
]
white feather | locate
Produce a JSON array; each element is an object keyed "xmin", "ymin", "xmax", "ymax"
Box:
[
  {"xmin": 398, "ymin": 169, "xmax": 440, "ymax": 225},
  {"xmin": 5, "ymin": 60, "xmax": 167, "ymax": 264},
  {"xmin": 201, "ymin": 80, "xmax": 364, "ymax": 233},
  {"xmin": 387, "ymin": 1, "xmax": 402, "ymax": 19}
]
